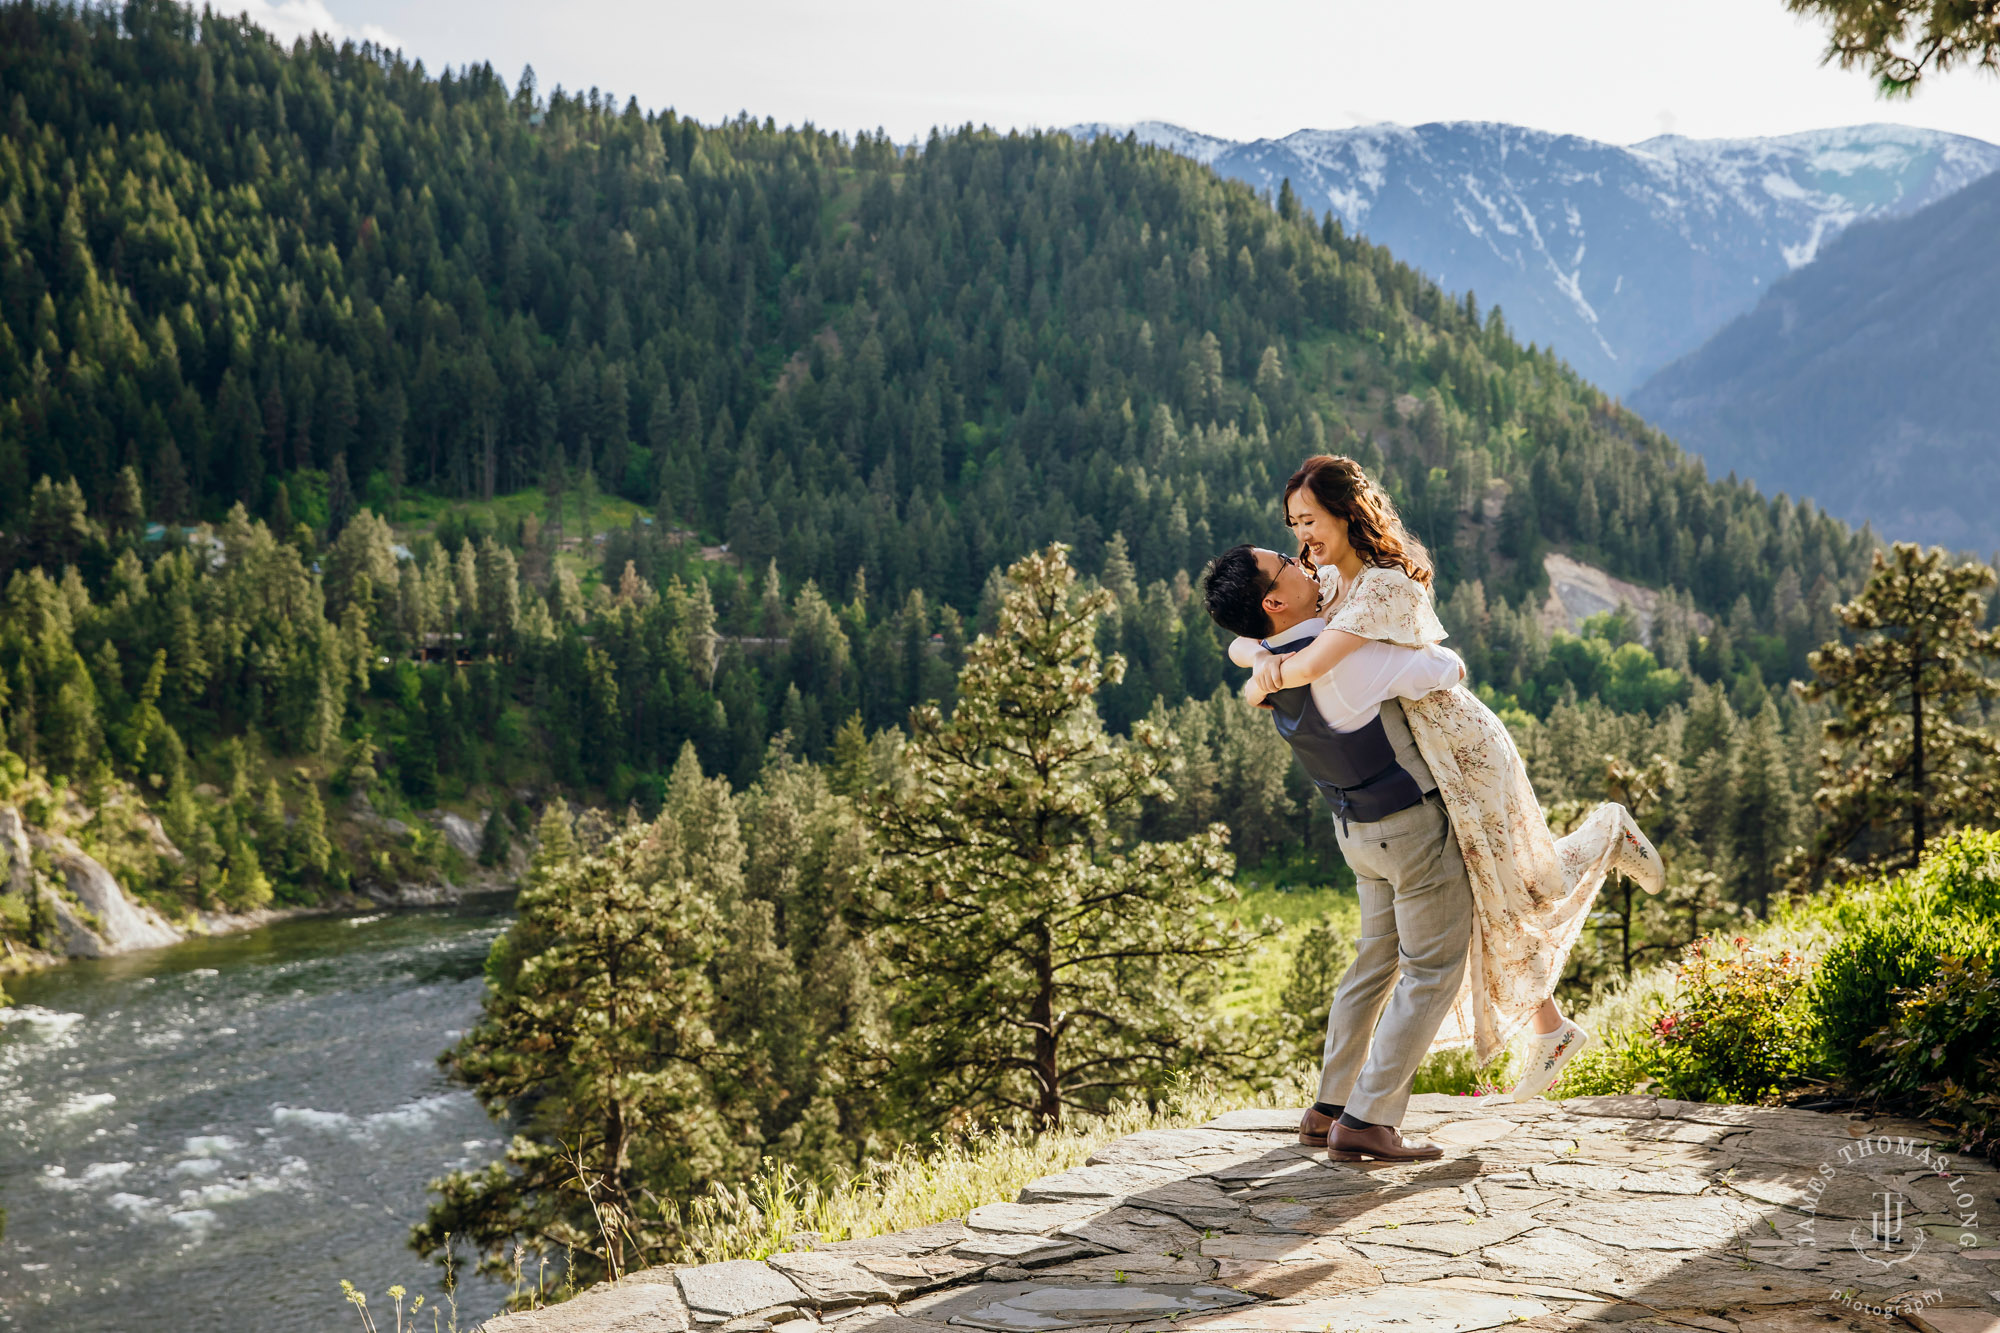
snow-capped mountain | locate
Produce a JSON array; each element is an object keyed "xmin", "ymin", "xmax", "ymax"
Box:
[
  {"xmin": 1630, "ymin": 169, "xmax": 2000, "ymax": 551},
  {"xmin": 1067, "ymin": 120, "xmax": 2000, "ymax": 395},
  {"xmin": 1065, "ymin": 120, "xmax": 1237, "ymax": 167}
]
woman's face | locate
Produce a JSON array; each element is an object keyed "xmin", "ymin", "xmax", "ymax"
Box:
[{"xmin": 1285, "ymin": 486, "xmax": 1351, "ymax": 570}]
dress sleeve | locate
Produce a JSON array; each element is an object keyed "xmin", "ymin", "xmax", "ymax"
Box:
[{"xmin": 1326, "ymin": 566, "xmax": 1449, "ymax": 648}]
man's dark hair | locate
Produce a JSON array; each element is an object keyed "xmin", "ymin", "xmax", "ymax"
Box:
[{"xmin": 1200, "ymin": 544, "xmax": 1274, "ymax": 640}]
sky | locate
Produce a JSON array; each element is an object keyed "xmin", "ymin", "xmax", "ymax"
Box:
[{"xmin": 234, "ymin": 0, "xmax": 2000, "ymax": 147}]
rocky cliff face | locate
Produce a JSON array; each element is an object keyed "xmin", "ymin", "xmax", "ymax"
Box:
[
  {"xmin": 0, "ymin": 794, "xmax": 525, "ymax": 965},
  {"xmin": 38, "ymin": 829, "xmax": 185, "ymax": 956},
  {"xmin": 0, "ymin": 805, "xmax": 31, "ymax": 899},
  {"xmin": 0, "ymin": 804, "xmax": 184, "ymax": 957},
  {"xmin": 1537, "ymin": 552, "xmax": 1709, "ymax": 645}
]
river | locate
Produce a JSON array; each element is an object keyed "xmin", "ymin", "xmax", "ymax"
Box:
[{"xmin": 0, "ymin": 898, "xmax": 518, "ymax": 1331}]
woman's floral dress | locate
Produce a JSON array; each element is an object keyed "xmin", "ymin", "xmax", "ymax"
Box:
[{"xmin": 1317, "ymin": 563, "xmax": 1664, "ymax": 1063}]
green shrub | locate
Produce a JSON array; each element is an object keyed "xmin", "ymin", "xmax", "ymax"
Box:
[
  {"xmin": 1648, "ymin": 935, "xmax": 1818, "ymax": 1103},
  {"xmin": 1807, "ymin": 833, "xmax": 2000, "ymax": 1079},
  {"xmin": 1884, "ymin": 831, "xmax": 2000, "ymax": 916},
  {"xmin": 1861, "ymin": 955, "xmax": 2000, "ymax": 1155},
  {"xmin": 1811, "ymin": 912, "xmax": 2000, "ymax": 1078}
]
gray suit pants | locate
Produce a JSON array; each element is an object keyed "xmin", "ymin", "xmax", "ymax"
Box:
[{"xmin": 1316, "ymin": 791, "xmax": 1473, "ymax": 1127}]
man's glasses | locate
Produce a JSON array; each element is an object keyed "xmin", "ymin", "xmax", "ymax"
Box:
[{"xmin": 1259, "ymin": 551, "xmax": 1297, "ymax": 598}]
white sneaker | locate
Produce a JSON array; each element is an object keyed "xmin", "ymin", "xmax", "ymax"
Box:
[
  {"xmin": 1616, "ymin": 811, "xmax": 1666, "ymax": 895},
  {"xmin": 1512, "ymin": 1020, "xmax": 1590, "ymax": 1102}
]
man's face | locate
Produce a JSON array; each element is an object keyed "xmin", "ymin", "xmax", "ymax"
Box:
[{"xmin": 1255, "ymin": 547, "xmax": 1318, "ymax": 630}]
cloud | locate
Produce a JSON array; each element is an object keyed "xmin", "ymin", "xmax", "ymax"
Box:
[{"xmin": 222, "ymin": 2, "xmax": 402, "ymax": 51}]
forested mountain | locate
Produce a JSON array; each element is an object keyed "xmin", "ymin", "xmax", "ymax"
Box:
[
  {"xmin": 14, "ymin": 1, "xmax": 1997, "ymax": 1296},
  {"xmin": 1068, "ymin": 119, "xmax": 2000, "ymax": 394},
  {"xmin": 1630, "ymin": 168, "xmax": 2000, "ymax": 553},
  {"xmin": 0, "ymin": 0, "xmax": 1890, "ymax": 928}
]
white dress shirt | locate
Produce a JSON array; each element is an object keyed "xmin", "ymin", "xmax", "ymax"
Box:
[{"xmin": 1261, "ymin": 617, "xmax": 1463, "ymax": 732}]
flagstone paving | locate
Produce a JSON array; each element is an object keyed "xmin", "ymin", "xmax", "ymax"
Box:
[{"xmin": 483, "ymin": 1094, "xmax": 2000, "ymax": 1333}]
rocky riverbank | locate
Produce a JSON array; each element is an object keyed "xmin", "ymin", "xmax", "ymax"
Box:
[
  {"xmin": 485, "ymin": 1094, "xmax": 2000, "ymax": 1333},
  {"xmin": 0, "ymin": 786, "xmax": 525, "ymax": 972}
]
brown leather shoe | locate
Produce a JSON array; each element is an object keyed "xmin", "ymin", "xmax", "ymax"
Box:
[
  {"xmin": 1298, "ymin": 1106, "xmax": 1334, "ymax": 1147},
  {"xmin": 1327, "ymin": 1122, "xmax": 1444, "ymax": 1162}
]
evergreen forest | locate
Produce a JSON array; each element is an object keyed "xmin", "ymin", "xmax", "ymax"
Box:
[{"xmin": 4, "ymin": 0, "xmax": 2000, "ymax": 1292}]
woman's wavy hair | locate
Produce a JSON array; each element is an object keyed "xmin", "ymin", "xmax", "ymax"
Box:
[{"xmin": 1283, "ymin": 454, "xmax": 1433, "ymax": 587}]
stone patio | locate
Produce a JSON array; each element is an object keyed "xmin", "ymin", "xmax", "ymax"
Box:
[{"xmin": 483, "ymin": 1094, "xmax": 2000, "ymax": 1333}]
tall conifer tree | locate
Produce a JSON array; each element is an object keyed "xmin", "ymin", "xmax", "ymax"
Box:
[
  {"xmin": 870, "ymin": 545, "xmax": 1260, "ymax": 1129},
  {"xmin": 1797, "ymin": 543, "xmax": 2000, "ymax": 882}
]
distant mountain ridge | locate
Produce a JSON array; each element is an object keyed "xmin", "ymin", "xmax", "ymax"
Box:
[
  {"xmin": 1066, "ymin": 119, "xmax": 2000, "ymax": 394},
  {"xmin": 1629, "ymin": 168, "xmax": 2000, "ymax": 553}
]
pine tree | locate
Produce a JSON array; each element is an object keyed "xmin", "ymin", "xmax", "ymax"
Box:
[
  {"xmin": 684, "ymin": 576, "xmax": 719, "ymax": 690},
  {"xmin": 453, "ymin": 541, "xmax": 480, "ymax": 642},
  {"xmin": 1100, "ymin": 531, "xmax": 1140, "ymax": 607},
  {"xmin": 107, "ymin": 465, "xmax": 145, "ymax": 542},
  {"xmin": 1797, "ymin": 543, "xmax": 2000, "ymax": 881},
  {"xmin": 871, "ymin": 545, "xmax": 1261, "ymax": 1128},
  {"xmin": 291, "ymin": 776, "xmax": 334, "ymax": 892},
  {"xmin": 1728, "ymin": 702, "xmax": 1798, "ymax": 915},
  {"xmin": 256, "ymin": 777, "xmax": 287, "ymax": 846},
  {"xmin": 1785, "ymin": 0, "xmax": 2000, "ymax": 95},
  {"xmin": 328, "ymin": 451, "xmax": 355, "ymax": 534},
  {"xmin": 827, "ymin": 713, "xmax": 872, "ymax": 798},
  {"xmin": 322, "ymin": 509, "xmax": 397, "ymax": 619},
  {"xmin": 477, "ymin": 808, "xmax": 510, "ymax": 867},
  {"xmin": 270, "ymin": 483, "xmax": 295, "ymax": 545},
  {"xmin": 220, "ymin": 827, "xmax": 272, "ymax": 911},
  {"xmin": 418, "ymin": 798, "xmax": 747, "ymax": 1287},
  {"xmin": 475, "ymin": 537, "xmax": 521, "ymax": 654},
  {"xmin": 117, "ymin": 649, "xmax": 170, "ymax": 775},
  {"xmin": 24, "ymin": 477, "xmax": 97, "ymax": 570},
  {"xmin": 46, "ymin": 651, "xmax": 105, "ymax": 778},
  {"xmin": 1279, "ymin": 919, "xmax": 1352, "ymax": 1057}
]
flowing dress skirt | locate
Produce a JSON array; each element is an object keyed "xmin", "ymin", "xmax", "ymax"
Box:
[{"xmin": 1318, "ymin": 565, "xmax": 1663, "ymax": 1064}]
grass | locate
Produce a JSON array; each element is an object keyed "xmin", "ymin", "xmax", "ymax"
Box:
[
  {"xmin": 342, "ymin": 1246, "xmax": 461, "ymax": 1333},
  {"xmin": 1217, "ymin": 859, "xmax": 1524, "ymax": 1097},
  {"xmin": 369, "ymin": 484, "xmax": 673, "ymax": 594},
  {"xmin": 1219, "ymin": 862, "xmax": 1358, "ymax": 1022},
  {"xmin": 377, "ymin": 485, "xmax": 653, "ymax": 541},
  {"xmin": 665, "ymin": 1068, "xmax": 1319, "ymax": 1266}
]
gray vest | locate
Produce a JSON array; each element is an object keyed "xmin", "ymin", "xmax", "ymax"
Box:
[{"xmin": 1263, "ymin": 630, "xmax": 1435, "ymax": 829}]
